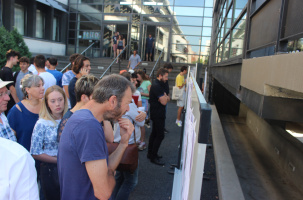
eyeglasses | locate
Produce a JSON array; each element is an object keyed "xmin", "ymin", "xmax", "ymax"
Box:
[{"xmin": 0, "ymin": 90, "xmax": 11, "ymax": 98}]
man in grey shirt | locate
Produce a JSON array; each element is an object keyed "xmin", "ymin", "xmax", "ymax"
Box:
[
  {"xmin": 14, "ymin": 57, "xmax": 31, "ymax": 100},
  {"xmin": 127, "ymin": 50, "xmax": 141, "ymax": 70}
]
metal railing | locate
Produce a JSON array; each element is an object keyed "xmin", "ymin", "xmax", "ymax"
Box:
[
  {"xmin": 149, "ymin": 48, "xmax": 164, "ymax": 81},
  {"xmin": 60, "ymin": 42, "xmax": 95, "ymax": 73},
  {"xmin": 100, "ymin": 45, "xmax": 128, "ymax": 79}
]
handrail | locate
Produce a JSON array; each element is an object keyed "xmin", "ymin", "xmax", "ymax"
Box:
[
  {"xmin": 100, "ymin": 44, "xmax": 128, "ymax": 79},
  {"xmin": 60, "ymin": 42, "xmax": 95, "ymax": 72},
  {"xmin": 149, "ymin": 48, "xmax": 164, "ymax": 80}
]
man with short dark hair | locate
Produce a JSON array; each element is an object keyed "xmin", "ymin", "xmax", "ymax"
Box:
[
  {"xmin": 58, "ymin": 74, "xmax": 135, "ymax": 200},
  {"xmin": 68, "ymin": 55, "xmax": 91, "ymax": 108},
  {"xmin": 0, "ymin": 50, "xmax": 20, "ymax": 115},
  {"xmin": 146, "ymin": 34, "xmax": 154, "ymax": 61},
  {"xmin": 46, "ymin": 57, "xmax": 63, "ymax": 87},
  {"xmin": 28, "ymin": 57, "xmax": 38, "ymax": 75},
  {"xmin": 34, "ymin": 55, "xmax": 56, "ymax": 94},
  {"xmin": 13, "ymin": 56, "xmax": 31, "ymax": 101},
  {"xmin": 147, "ymin": 68, "xmax": 170, "ymax": 165},
  {"xmin": 127, "ymin": 50, "xmax": 141, "ymax": 70}
]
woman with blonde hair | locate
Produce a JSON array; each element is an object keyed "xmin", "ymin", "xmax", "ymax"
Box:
[{"xmin": 30, "ymin": 85, "xmax": 68, "ymax": 200}]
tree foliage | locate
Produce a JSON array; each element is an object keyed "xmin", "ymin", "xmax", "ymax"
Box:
[{"xmin": 0, "ymin": 26, "xmax": 32, "ymax": 72}]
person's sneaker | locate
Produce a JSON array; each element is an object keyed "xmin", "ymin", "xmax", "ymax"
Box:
[
  {"xmin": 138, "ymin": 142, "xmax": 146, "ymax": 151},
  {"xmin": 177, "ymin": 121, "xmax": 182, "ymax": 127},
  {"xmin": 145, "ymin": 121, "xmax": 150, "ymax": 128},
  {"xmin": 150, "ymin": 158, "xmax": 165, "ymax": 166}
]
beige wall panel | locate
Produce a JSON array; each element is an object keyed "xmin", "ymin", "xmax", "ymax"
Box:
[{"xmin": 241, "ymin": 52, "xmax": 303, "ymax": 96}]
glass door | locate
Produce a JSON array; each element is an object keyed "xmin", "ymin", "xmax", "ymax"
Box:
[
  {"xmin": 154, "ymin": 26, "xmax": 170, "ymax": 62},
  {"xmin": 103, "ymin": 23, "xmax": 129, "ymax": 58},
  {"xmin": 140, "ymin": 24, "xmax": 170, "ymax": 62},
  {"xmin": 103, "ymin": 24, "xmax": 115, "ymax": 58}
]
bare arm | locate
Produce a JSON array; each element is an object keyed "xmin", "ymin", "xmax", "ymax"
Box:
[
  {"xmin": 158, "ymin": 93, "xmax": 169, "ymax": 106},
  {"xmin": 9, "ymin": 85, "xmax": 20, "ymax": 103},
  {"xmin": 32, "ymin": 154, "xmax": 57, "ymax": 163},
  {"xmin": 103, "ymin": 120, "xmax": 114, "ymax": 143},
  {"xmin": 63, "ymin": 85, "xmax": 70, "ymax": 99},
  {"xmin": 140, "ymin": 84, "xmax": 151, "ymax": 97},
  {"xmin": 85, "ymin": 118, "xmax": 133, "ymax": 200},
  {"xmin": 127, "ymin": 61, "xmax": 131, "ymax": 69},
  {"xmin": 86, "ymin": 159, "xmax": 116, "ymax": 200}
]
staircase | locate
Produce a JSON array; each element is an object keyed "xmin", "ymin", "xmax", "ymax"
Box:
[{"xmin": 56, "ymin": 56, "xmax": 206, "ymax": 94}]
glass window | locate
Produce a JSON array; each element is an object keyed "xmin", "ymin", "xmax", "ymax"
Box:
[
  {"xmin": 77, "ymin": 4, "xmax": 103, "ymax": 13},
  {"xmin": 174, "ymin": 16, "xmax": 203, "ymax": 26},
  {"xmin": 234, "ymin": 0, "xmax": 247, "ymax": 21},
  {"xmin": 204, "ymin": 7, "xmax": 213, "ymax": 17},
  {"xmin": 173, "ymin": 26, "xmax": 202, "ymax": 36},
  {"xmin": 80, "ymin": 21, "xmax": 102, "ymax": 30},
  {"xmin": 79, "ymin": 13, "xmax": 103, "ymax": 22},
  {"xmin": 287, "ymin": 38, "xmax": 303, "ymax": 53},
  {"xmin": 222, "ymin": 35, "xmax": 230, "ymax": 60},
  {"xmin": 201, "ymin": 36, "xmax": 211, "ymax": 46},
  {"xmin": 203, "ymin": 17, "xmax": 212, "ymax": 27},
  {"xmin": 53, "ymin": 16, "xmax": 60, "ymax": 41},
  {"xmin": 174, "ymin": 0, "xmax": 205, "ymax": 7},
  {"xmin": 14, "ymin": 4, "xmax": 25, "ymax": 35},
  {"xmin": 230, "ymin": 13, "xmax": 246, "ymax": 57},
  {"xmin": 205, "ymin": 0, "xmax": 213, "ymax": 7},
  {"xmin": 36, "ymin": 9, "xmax": 45, "ymax": 38},
  {"xmin": 174, "ymin": 6, "xmax": 204, "ymax": 17},
  {"xmin": 202, "ymin": 27, "xmax": 212, "ymax": 37},
  {"xmin": 226, "ymin": 6, "xmax": 233, "ymax": 32},
  {"xmin": 143, "ymin": 0, "xmax": 169, "ymax": 5},
  {"xmin": 142, "ymin": 5, "xmax": 169, "ymax": 14}
]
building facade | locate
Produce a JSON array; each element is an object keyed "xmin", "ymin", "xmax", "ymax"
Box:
[
  {"xmin": 210, "ymin": 0, "xmax": 303, "ymax": 188},
  {"xmin": 1, "ymin": 0, "xmax": 213, "ymax": 64},
  {"xmin": 210, "ymin": 0, "xmax": 303, "ymax": 122}
]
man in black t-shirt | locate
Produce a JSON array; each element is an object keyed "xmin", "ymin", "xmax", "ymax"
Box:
[
  {"xmin": 147, "ymin": 68, "xmax": 170, "ymax": 166},
  {"xmin": 0, "ymin": 50, "xmax": 20, "ymax": 115}
]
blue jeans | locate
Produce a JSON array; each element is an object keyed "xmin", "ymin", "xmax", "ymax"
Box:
[
  {"xmin": 141, "ymin": 98, "xmax": 149, "ymax": 119},
  {"xmin": 112, "ymin": 167, "xmax": 139, "ymax": 200}
]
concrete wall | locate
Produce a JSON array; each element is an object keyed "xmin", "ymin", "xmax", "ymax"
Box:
[
  {"xmin": 211, "ymin": 64, "xmax": 242, "ymax": 96},
  {"xmin": 241, "ymin": 52, "xmax": 303, "ymax": 98},
  {"xmin": 24, "ymin": 38, "xmax": 66, "ymax": 56},
  {"xmin": 246, "ymin": 107, "xmax": 303, "ymax": 189}
]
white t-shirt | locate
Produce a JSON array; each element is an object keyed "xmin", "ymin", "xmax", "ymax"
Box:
[
  {"xmin": 0, "ymin": 137, "xmax": 39, "ymax": 200},
  {"xmin": 39, "ymin": 72, "xmax": 57, "ymax": 94},
  {"xmin": 28, "ymin": 64, "xmax": 38, "ymax": 75}
]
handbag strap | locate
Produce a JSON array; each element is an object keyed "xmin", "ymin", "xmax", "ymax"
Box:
[{"xmin": 133, "ymin": 121, "xmax": 137, "ymax": 145}]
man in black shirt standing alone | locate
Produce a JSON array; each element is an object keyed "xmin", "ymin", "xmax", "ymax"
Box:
[
  {"xmin": 0, "ymin": 50, "xmax": 20, "ymax": 115},
  {"xmin": 147, "ymin": 68, "xmax": 170, "ymax": 165}
]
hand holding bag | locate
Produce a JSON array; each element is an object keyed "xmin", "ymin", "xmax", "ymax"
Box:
[{"xmin": 107, "ymin": 128, "xmax": 138, "ymax": 173}]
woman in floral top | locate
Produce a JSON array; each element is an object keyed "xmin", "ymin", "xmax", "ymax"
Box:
[{"xmin": 30, "ymin": 85, "xmax": 68, "ymax": 199}]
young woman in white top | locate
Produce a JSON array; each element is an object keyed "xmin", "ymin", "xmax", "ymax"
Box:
[{"xmin": 30, "ymin": 85, "xmax": 68, "ymax": 199}]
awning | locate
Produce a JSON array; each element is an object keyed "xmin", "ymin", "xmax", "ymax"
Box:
[
  {"xmin": 48, "ymin": 0, "xmax": 67, "ymax": 12},
  {"xmin": 36, "ymin": 0, "xmax": 50, "ymax": 6},
  {"xmin": 36, "ymin": 0, "xmax": 67, "ymax": 12}
]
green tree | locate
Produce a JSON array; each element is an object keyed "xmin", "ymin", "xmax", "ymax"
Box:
[
  {"xmin": 0, "ymin": 26, "xmax": 32, "ymax": 72},
  {"xmin": 10, "ymin": 28, "xmax": 32, "ymax": 71},
  {"xmin": 0, "ymin": 26, "xmax": 15, "ymax": 69}
]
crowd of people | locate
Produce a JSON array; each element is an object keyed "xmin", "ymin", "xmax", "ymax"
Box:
[{"xmin": 0, "ymin": 48, "xmax": 187, "ymax": 200}]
